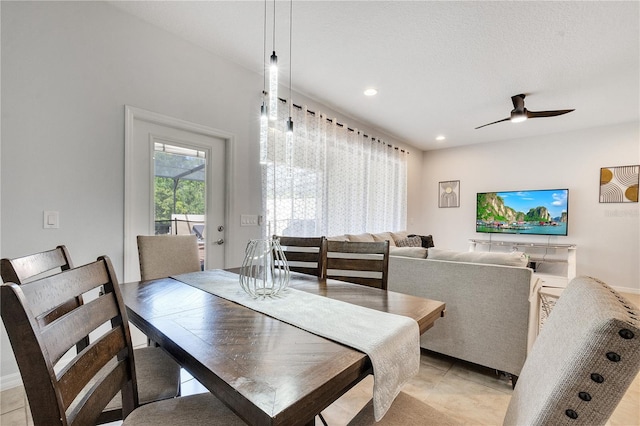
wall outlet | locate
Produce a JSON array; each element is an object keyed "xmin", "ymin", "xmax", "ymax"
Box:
[{"xmin": 240, "ymin": 214, "xmax": 259, "ymax": 226}]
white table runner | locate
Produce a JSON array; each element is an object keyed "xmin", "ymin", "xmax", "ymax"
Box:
[{"xmin": 172, "ymin": 270, "xmax": 420, "ymax": 421}]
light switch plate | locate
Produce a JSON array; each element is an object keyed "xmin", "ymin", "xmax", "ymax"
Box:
[
  {"xmin": 44, "ymin": 211, "xmax": 59, "ymax": 229},
  {"xmin": 240, "ymin": 214, "xmax": 259, "ymax": 226}
]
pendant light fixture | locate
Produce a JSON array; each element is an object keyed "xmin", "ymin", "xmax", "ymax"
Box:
[
  {"xmin": 285, "ymin": 0, "xmax": 294, "ymax": 170},
  {"xmin": 285, "ymin": 113, "xmax": 293, "ymax": 168},
  {"xmin": 268, "ymin": 0, "xmax": 278, "ymax": 121},
  {"xmin": 260, "ymin": 102, "xmax": 268, "ymax": 164},
  {"xmin": 259, "ymin": 0, "xmax": 269, "ymax": 164}
]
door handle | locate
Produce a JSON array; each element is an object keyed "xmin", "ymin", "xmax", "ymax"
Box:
[{"xmin": 215, "ymin": 238, "xmax": 224, "ymax": 245}]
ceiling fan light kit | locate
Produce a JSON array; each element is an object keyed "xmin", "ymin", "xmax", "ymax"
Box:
[
  {"xmin": 476, "ymin": 93, "xmax": 574, "ymax": 129},
  {"xmin": 510, "ymin": 111, "xmax": 527, "ymax": 123}
]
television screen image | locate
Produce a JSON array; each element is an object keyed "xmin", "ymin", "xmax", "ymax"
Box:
[{"xmin": 476, "ymin": 189, "xmax": 569, "ymax": 236}]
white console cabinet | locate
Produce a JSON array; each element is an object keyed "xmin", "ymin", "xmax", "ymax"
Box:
[{"xmin": 469, "ymin": 239, "xmax": 577, "ymax": 288}]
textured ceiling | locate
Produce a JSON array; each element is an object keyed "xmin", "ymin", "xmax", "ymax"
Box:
[{"xmin": 109, "ymin": 1, "xmax": 639, "ymax": 151}]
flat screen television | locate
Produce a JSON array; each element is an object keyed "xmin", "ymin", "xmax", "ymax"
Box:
[{"xmin": 476, "ymin": 189, "xmax": 569, "ymax": 236}]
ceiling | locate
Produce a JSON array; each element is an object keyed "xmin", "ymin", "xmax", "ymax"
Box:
[{"xmin": 109, "ymin": 1, "xmax": 639, "ymax": 151}]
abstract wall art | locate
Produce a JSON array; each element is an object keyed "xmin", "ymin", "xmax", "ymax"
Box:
[
  {"xmin": 599, "ymin": 165, "xmax": 639, "ymax": 203},
  {"xmin": 439, "ymin": 180, "xmax": 460, "ymax": 208}
]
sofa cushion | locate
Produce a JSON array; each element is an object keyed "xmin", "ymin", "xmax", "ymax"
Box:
[
  {"xmin": 372, "ymin": 232, "xmax": 397, "ymax": 247},
  {"xmin": 346, "ymin": 233, "xmax": 375, "ymax": 242},
  {"xmin": 427, "ymin": 248, "xmax": 528, "ymax": 267},
  {"xmin": 408, "ymin": 234, "xmax": 435, "ymax": 248},
  {"xmin": 395, "ymin": 236, "xmax": 422, "ymax": 247},
  {"xmin": 389, "ymin": 247, "xmax": 428, "ymax": 259},
  {"xmin": 327, "ymin": 235, "xmax": 349, "ymax": 241}
]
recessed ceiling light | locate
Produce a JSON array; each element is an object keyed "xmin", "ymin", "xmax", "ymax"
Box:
[
  {"xmin": 436, "ymin": 135, "xmax": 446, "ymax": 141},
  {"xmin": 364, "ymin": 88, "xmax": 378, "ymax": 96}
]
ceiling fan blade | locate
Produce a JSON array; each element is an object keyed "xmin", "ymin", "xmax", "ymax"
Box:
[
  {"xmin": 526, "ymin": 109, "xmax": 575, "ymax": 118},
  {"xmin": 476, "ymin": 95, "xmax": 574, "ymax": 130},
  {"xmin": 511, "ymin": 94, "xmax": 526, "ymax": 112},
  {"xmin": 475, "ymin": 117, "xmax": 510, "ymax": 129}
]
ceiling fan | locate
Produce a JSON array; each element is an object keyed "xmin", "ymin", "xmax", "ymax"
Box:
[{"xmin": 475, "ymin": 94, "xmax": 574, "ymax": 129}]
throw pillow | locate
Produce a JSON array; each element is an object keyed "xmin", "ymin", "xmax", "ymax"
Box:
[
  {"xmin": 391, "ymin": 231, "xmax": 410, "ymax": 243},
  {"xmin": 395, "ymin": 236, "xmax": 422, "ymax": 247},
  {"xmin": 408, "ymin": 234, "xmax": 435, "ymax": 248}
]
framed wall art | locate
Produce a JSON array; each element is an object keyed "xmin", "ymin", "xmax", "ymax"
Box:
[
  {"xmin": 599, "ymin": 165, "xmax": 639, "ymax": 203},
  {"xmin": 439, "ymin": 180, "xmax": 460, "ymax": 208}
]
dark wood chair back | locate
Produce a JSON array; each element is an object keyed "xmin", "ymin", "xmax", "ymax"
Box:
[
  {"xmin": 274, "ymin": 236, "xmax": 327, "ymax": 277},
  {"xmin": 0, "ymin": 245, "xmax": 90, "ymax": 353},
  {"xmin": 1, "ymin": 245, "xmax": 73, "ymax": 284},
  {"xmin": 324, "ymin": 240, "xmax": 390, "ymax": 289},
  {"xmin": 1, "ymin": 256, "xmax": 139, "ymax": 426}
]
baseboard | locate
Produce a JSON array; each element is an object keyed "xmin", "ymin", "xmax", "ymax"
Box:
[
  {"xmin": 613, "ymin": 285, "xmax": 640, "ymax": 296},
  {"xmin": 0, "ymin": 372, "xmax": 23, "ymax": 392}
]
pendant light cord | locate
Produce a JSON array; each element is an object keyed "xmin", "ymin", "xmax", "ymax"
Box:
[
  {"xmin": 272, "ymin": 0, "xmax": 276, "ymax": 51},
  {"xmin": 263, "ymin": 0, "xmax": 267, "ymax": 94}
]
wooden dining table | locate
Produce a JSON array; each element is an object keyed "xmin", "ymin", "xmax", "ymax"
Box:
[{"xmin": 120, "ymin": 270, "xmax": 445, "ymax": 426}]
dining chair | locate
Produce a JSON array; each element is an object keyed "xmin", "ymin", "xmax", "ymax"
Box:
[
  {"xmin": 273, "ymin": 235, "xmax": 328, "ymax": 425},
  {"xmin": 274, "ymin": 235, "xmax": 327, "ymax": 277},
  {"xmin": 348, "ymin": 275, "xmax": 640, "ymax": 425},
  {"xmin": 137, "ymin": 234, "xmax": 201, "ymax": 281},
  {"xmin": 0, "ymin": 244, "xmax": 74, "ymax": 283},
  {"xmin": 0, "ymin": 246, "xmax": 87, "ymax": 348},
  {"xmin": 1, "ymin": 246, "xmax": 181, "ymax": 424},
  {"xmin": 1, "ymin": 255, "xmax": 245, "ymax": 426},
  {"xmin": 324, "ymin": 240, "xmax": 389, "ymax": 289}
]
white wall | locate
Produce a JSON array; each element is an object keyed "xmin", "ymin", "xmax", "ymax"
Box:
[
  {"xmin": 0, "ymin": 1, "xmax": 413, "ymax": 386},
  {"xmin": 417, "ymin": 122, "xmax": 640, "ymax": 293}
]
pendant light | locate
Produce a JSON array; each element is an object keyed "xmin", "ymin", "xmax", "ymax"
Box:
[
  {"xmin": 259, "ymin": 0, "xmax": 269, "ymax": 164},
  {"xmin": 260, "ymin": 101, "xmax": 268, "ymax": 164},
  {"xmin": 285, "ymin": 0, "xmax": 294, "ymax": 170},
  {"xmin": 285, "ymin": 113, "xmax": 293, "ymax": 168},
  {"xmin": 268, "ymin": 0, "xmax": 278, "ymax": 121}
]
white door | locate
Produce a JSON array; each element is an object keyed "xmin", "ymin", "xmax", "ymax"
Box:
[{"xmin": 124, "ymin": 106, "xmax": 230, "ymax": 282}]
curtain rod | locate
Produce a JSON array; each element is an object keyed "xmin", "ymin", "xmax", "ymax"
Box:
[{"xmin": 265, "ymin": 93, "xmax": 410, "ymax": 154}]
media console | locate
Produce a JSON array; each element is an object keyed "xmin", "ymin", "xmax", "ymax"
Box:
[{"xmin": 468, "ymin": 239, "xmax": 577, "ymax": 288}]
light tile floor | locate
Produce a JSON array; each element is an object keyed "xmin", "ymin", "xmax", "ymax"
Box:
[{"xmin": 2, "ymin": 294, "xmax": 639, "ymax": 426}]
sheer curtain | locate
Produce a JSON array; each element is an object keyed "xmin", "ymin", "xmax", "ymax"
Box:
[{"xmin": 262, "ymin": 101, "xmax": 407, "ymax": 237}]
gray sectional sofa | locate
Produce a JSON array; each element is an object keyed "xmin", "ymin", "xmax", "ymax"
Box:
[
  {"xmin": 330, "ymin": 232, "xmax": 534, "ymax": 379},
  {"xmin": 389, "ymin": 252, "xmax": 533, "ymax": 379}
]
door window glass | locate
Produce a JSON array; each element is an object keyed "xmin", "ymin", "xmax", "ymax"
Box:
[{"xmin": 154, "ymin": 142, "xmax": 206, "ymax": 267}]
